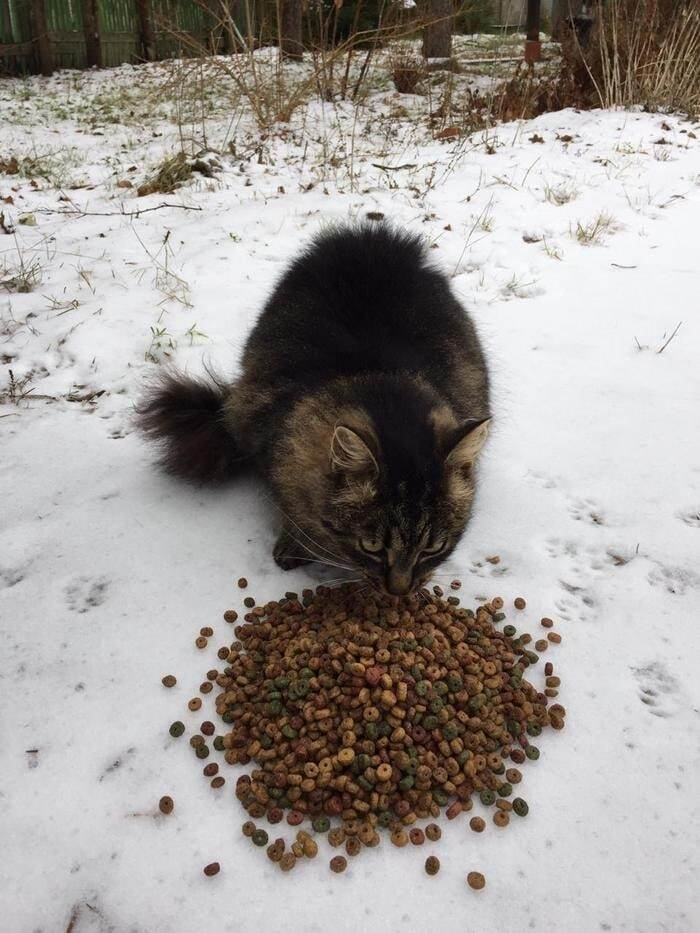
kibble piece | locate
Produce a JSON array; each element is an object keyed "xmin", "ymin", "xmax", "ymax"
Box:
[
  {"xmin": 203, "ymin": 762, "xmax": 218, "ymax": 777},
  {"xmin": 513, "ymin": 798, "xmax": 529, "ymax": 817},
  {"xmin": 544, "ymin": 661, "xmax": 554, "ymax": 676},
  {"xmin": 242, "ymin": 821, "xmax": 256, "ymax": 837},
  {"xmin": 201, "ymin": 721, "xmax": 215, "ymax": 736},
  {"xmin": 493, "ymin": 810, "xmax": 510, "ymax": 827},
  {"xmin": 450, "ymin": 579, "xmax": 462, "ymax": 590},
  {"xmin": 279, "ymin": 853, "xmax": 296, "ymax": 871},
  {"xmin": 200, "ymin": 626, "xmax": 214, "ymax": 637},
  {"xmin": 391, "ymin": 829, "xmax": 408, "ymax": 847},
  {"xmin": 169, "ymin": 721, "xmax": 185, "ymax": 738},
  {"xmin": 252, "ymin": 829, "xmax": 269, "ymax": 847},
  {"xmin": 188, "ymin": 697, "xmax": 202, "ymax": 712},
  {"xmin": 203, "ymin": 862, "xmax": 220, "ymax": 877},
  {"xmin": 302, "ymin": 837, "xmax": 318, "ymax": 858},
  {"xmin": 469, "ymin": 817, "xmax": 486, "ymax": 833},
  {"xmin": 535, "ymin": 639, "xmax": 548, "ymax": 652},
  {"xmin": 286, "ymin": 810, "xmax": 303, "ymax": 826},
  {"xmin": 312, "ymin": 816, "xmax": 330, "ymax": 833},
  {"xmin": 409, "ymin": 827, "xmax": 425, "ymax": 846},
  {"xmin": 425, "ymin": 856, "xmax": 440, "ymax": 876},
  {"xmin": 330, "ymin": 855, "xmax": 347, "ymax": 873},
  {"xmin": 514, "ymin": 597, "xmax": 526, "ymax": 610},
  {"xmin": 189, "ymin": 735, "xmax": 204, "ymax": 748},
  {"xmin": 467, "ymin": 871, "xmax": 486, "ymax": 890},
  {"xmin": 425, "ymin": 823, "xmax": 441, "ymax": 842},
  {"xmin": 328, "ymin": 827, "xmax": 346, "ymax": 847},
  {"xmin": 540, "ymin": 617, "xmax": 554, "ymax": 628},
  {"xmin": 195, "ymin": 636, "xmax": 207, "ymax": 649},
  {"xmin": 210, "ymin": 777, "xmax": 225, "ymax": 789},
  {"xmin": 237, "ymin": 577, "xmax": 248, "ymax": 589},
  {"xmin": 243, "ymin": 596, "xmax": 255, "ymax": 608},
  {"xmin": 161, "ymin": 675, "xmax": 177, "ymax": 688},
  {"xmin": 195, "ymin": 744, "xmax": 209, "ymax": 760},
  {"xmin": 158, "ymin": 795, "xmax": 174, "ymax": 814},
  {"xmin": 345, "ymin": 836, "xmax": 362, "ymax": 856},
  {"xmin": 548, "ymin": 632, "xmax": 562, "ymax": 644},
  {"xmin": 223, "ymin": 610, "xmax": 238, "ymax": 623},
  {"xmin": 267, "ymin": 841, "xmax": 284, "ymax": 862}
]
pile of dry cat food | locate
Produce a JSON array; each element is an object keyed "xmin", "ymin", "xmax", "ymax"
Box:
[{"xmin": 167, "ymin": 579, "xmax": 565, "ymax": 880}]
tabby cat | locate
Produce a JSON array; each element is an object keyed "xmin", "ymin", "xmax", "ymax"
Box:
[{"xmin": 138, "ymin": 224, "xmax": 491, "ymax": 595}]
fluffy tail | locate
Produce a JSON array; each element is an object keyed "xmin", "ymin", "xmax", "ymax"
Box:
[{"xmin": 136, "ymin": 369, "xmax": 243, "ymax": 484}]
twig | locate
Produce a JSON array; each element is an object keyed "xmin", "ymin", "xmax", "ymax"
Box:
[
  {"xmin": 372, "ymin": 163, "xmax": 418, "ymax": 171},
  {"xmin": 656, "ymin": 321, "xmax": 682, "ymax": 354},
  {"xmin": 32, "ymin": 203, "xmax": 202, "ymax": 219}
]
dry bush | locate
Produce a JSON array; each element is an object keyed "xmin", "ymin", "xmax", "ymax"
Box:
[
  {"xmin": 562, "ymin": 0, "xmax": 700, "ymax": 115},
  {"xmin": 389, "ymin": 45, "xmax": 426, "ymax": 94}
]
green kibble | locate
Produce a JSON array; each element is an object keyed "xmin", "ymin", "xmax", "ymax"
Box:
[
  {"xmin": 513, "ymin": 798, "xmax": 529, "ymax": 817},
  {"xmin": 312, "ymin": 816, "xmax": 330, "ymax": 833},
  {"xmin": 480, "ymin": 789, "xmax": 496, "ymax": 806},
  {"xmin": 399, "ymin": 775, "xmax": 415, "ymax": 791},
  {"xmin": 492, "ymin": 612, "xmax": 506, "ymax": 622},
  {"xmin": 525, "ymin": 745, "xmax": 540, "ymax": 760},
  {"xmin": 169, "ymin": 721, "xmax": 185, "ymax": 738},
  {"xmin": 497, "ymin": 782, "xmax": 513, "ymax": 797},
  {"xmin": 442, "ymin": 722, "xmax": 459, "ymax": 740},
  {"xmin": 433, "ymin": 789, "xmax": 448, "ymax": 806},
  {"xmin": 281, "ymin": 724, "xmax": 298, "ymax": 739},
  {"xmin": 423, "ymin": 715, "xmax": 439, "ymax": 730},
  {"xmin": 526, "ymin": 722, "xmax": 542, "ymax": 737},
  {"xmin": 213, "ymin": 736, "xmax": 225, "ymax": 751},
  {"xmin": 503, "ymin": 625, "xmax": 516, "ymax": 637},
  {"xmin": 252, "ymin": 829, "xmax": 269, "ymax": 847},
  {"xmin": 195, "ymin": 744, "xmax": 210, "ymax": 759}
]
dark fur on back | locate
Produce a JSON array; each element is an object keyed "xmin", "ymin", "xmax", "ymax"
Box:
[
  {"xmin": 136, "ymin": 370, "xmax": 243, "ymax": 483},
  {"xmin": 139, "ymin": 223, "xmax": 491, "ymax": 592}
]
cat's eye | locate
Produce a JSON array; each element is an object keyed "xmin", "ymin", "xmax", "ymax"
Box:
[
  {"xmin": 359, "ymin": 537, "xmax": 383, "ymax": 554},
  {"xmin": 422, "ymin": 539, "xmax": 447, "ymax": 556}
]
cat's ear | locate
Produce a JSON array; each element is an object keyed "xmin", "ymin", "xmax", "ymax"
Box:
[
  {"xmin": 330, "ymin": 424, "xmax": 378, "ymax": 477},
  {"xmin": 444, "ymin": 417, "xmax": 491, "ymax": 471}
]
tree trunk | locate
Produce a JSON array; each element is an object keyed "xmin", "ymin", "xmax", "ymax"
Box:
[
  {"xmin": 29, "ymin": 0, "xmax": 53, "ymax": 75},
  {"xmin": 279, "ymin": 0, "xmax": 303, "ymax": 61},
  {"xmin": 82, "ymin": 0, "xmax": 102, "ymax": 68},
  {"xmin": 136, "ymin": 0, "xmax": 156, "ymax": 61},
  {"xmin": 422, "ymin": 0, "xmax": 453, "ymax": 60}
]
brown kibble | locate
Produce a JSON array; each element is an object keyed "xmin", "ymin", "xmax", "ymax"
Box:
[
  {"xmin": 491, "ymin": 596, "xmax": 504, "ymax": 610},
  {"xmin": 200, "ymin": 681, "xmax": 213, "ymax": 694},
  {"xmin": 409, "ymin": 827, "xmax": 425, "ymax": 846},
  {"xmin": 450, "ymin": 579, "xmax": 462, "ymax": 590},
  {"xmin": 391, "ymin": 829, "xmax": 408, "ymax": 847},
  {"xmin": 244, "ymin": 596, "xmax": 255, "ymax": 608},
  {"xmin": 345, "ymin": 836, "xmax": 362, "ymax": 856},
  {"xmin": 201, "ymin": 721, "xmax": 215, "ymax": 736},
  {"xmin": 203, "ymin": 762, "xmax": 218, "ymax": 776},
  {"xmin": 279, "ymin": 853, "xmax": 296, "ymax": 871},
  {"xmin": 195, "ymin": 636, "xmax": 207, "ymax": 649},
  {"xmin": 223, "ymin": 610, "xmax": 238, "ymax": 623},
  {"xmin": 302, "ymin": 837, "xmax": 318, "ymax": 858},
  {"xmin": 540, "ymin": 617, "xmax": 554, "ymax": 628},
  {"xmin": 545, "ymin": 687, "xmax": 559, "ymax": 697},
  {"xmin": 493, "ymin": 810, "xmax": 510, "ymax": 827},
  {"xmin": 514, "ymin": 597, "xmax": 526, "ymax": 610},
  {"xmin": 237, "ymin": 577, "xmax": 248, "ymax": 589},
  {"xmin": 425, "ymin": 823, "xmax": 442, "ymax": 841},
  {"xmin": 486, "ymin": 555, "xmax": 501, "ymax": 565},
  {"xmin": 469, "ymin": 817, "xmax": 486, "ymax": 833},
  {"xmin": 161, "ymin": 675, "xmax": 177, "ymax": 688},
  {"xmin": 467, "ymin": 871, "xmax": 486, "ymax": 890},
  {"xmin": 535, "ymin": 639, "xmax": 548, "ymax": 652},
  {"xmin": 446, "ymin": 800, "xmax": 462, "ymax": 819},
  {"xmin": 188, "ymin": 697, "xmax": 202, "ymax": 711},
  {"xmin": 548, "ymin": 632, "xmax": 562, "ymax": 644},
  {"xmin": 425, "ymin": 856, "xmax": 440, "ymax": 876},
  {"xmin": 189, "ymin": 735, "xmax": 204, "ymax": 748},
  {"xmin": 545, "ymin": 661, "xmax": 554, "ymax": 676},
  {"xmin": 330, "ymin": 855, "xmax": 348, "ymax": 873},
  {"xmin": 328, "ymin": 827, "xmax": 346, "ymax": 847},
  {"xmin": 200, "ymin": 627, "xmax": 214, "ymax": 637},
  {"xmin": 203, "ymin": 862, "xmax": 220, "ymax": 876},
  {"xmin": 158, "ymin": 795, "xmax": 174, "ymax": 814}
]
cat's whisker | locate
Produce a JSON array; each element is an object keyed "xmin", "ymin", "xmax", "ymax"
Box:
[
  {"xmin": 263, "ymin": 494, "xmax": 348, "ymax": 564},
  {"xmin": 280, "ymin": 555, "xmax": 356, "ymax": 572}
]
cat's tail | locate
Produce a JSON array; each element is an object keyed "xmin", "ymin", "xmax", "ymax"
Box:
[{"xmin": 136, "ymin": 368, "xmax": 244, "ymax": 484}]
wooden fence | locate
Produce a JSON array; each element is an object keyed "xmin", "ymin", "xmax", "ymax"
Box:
[{"xmin": 0, "ymin": 0, "xmax": 256, "ymax": 74}]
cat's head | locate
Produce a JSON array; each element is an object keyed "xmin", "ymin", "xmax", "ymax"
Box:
[{"xmin": 313, "ymin": 413, "xmax": 491, "ymax": 595}]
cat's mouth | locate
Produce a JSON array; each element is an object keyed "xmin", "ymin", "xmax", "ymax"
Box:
[{"xmin": 361, "ymin": 568, "xmax": 430, "ymax": 598}]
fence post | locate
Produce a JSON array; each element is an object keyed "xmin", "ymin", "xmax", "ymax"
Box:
[
  {"xmin": 136, "ymin": 0, "xmax": 156, "ymax": 60},
  {"xmin": 524, "ymin": 0, "xmax": 541, "ymax": 63},
  {"xmin": 82, "ymin": 0, "xmax": 102, "ymax": 67},
  {"xmin": 29, "ymin": 0, "xmax": 53, "ymax": 75}
]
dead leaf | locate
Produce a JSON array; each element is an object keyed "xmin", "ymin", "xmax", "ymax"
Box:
[
  {"xmin": 116, "ymin": 179, "xmax": 133, "ymax": 189},
  {"xmin": 436, "ymin": 126, "xmax": 460, "ymax": 141}
]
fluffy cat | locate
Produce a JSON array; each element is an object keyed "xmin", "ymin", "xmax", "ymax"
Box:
[{"xmin": 138, "ymin": 223, "xmax": 491, "ymax": 594}]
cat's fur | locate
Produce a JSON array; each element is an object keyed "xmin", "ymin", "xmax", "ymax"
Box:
[{"xmin": 138, "ymin": 223, "xmax": 491, "ymax": 594}]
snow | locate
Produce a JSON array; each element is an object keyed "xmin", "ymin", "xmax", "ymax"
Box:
[{"xmin": 1, "ymin": 53, "xmax": 699, "ymax": 933}]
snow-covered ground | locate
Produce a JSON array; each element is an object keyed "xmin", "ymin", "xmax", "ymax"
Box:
[{"xmin": 1, "ymin": 50, "xmax": 699, "ymax": 933}]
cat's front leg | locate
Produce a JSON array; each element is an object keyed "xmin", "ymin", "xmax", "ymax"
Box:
[{"xmin": 273, "ymin": 526, "xmax": 312, "ymax": 570}]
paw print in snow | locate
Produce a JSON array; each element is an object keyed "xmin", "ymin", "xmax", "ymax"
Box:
[
  {"xmin": 632, "ymin": 661, "xmax": 681, "ymax": 718},
  {"xmin": 677, "ymin": 506, "xmax": 700, "ymax": 528},
  {"xmin": 568, "ymin": 497, "xmax": 605, "ymax": 526},
  {"xmin": 65, "ymin": 575, "xmax": 110, "ymax": 613},
  {"xmin": 647, "ymin": 562, "xmax": 700, "ymax": 596}
]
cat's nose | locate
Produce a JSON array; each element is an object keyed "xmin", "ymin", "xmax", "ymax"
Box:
[{"xmin": 386, "ymin": 568, "xmax": 412, "ymax": 596}]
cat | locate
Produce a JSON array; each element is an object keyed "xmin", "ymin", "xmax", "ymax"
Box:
[{"xmin": 137, "ymin": 223, "xmax": 491, "ymax": 595}]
